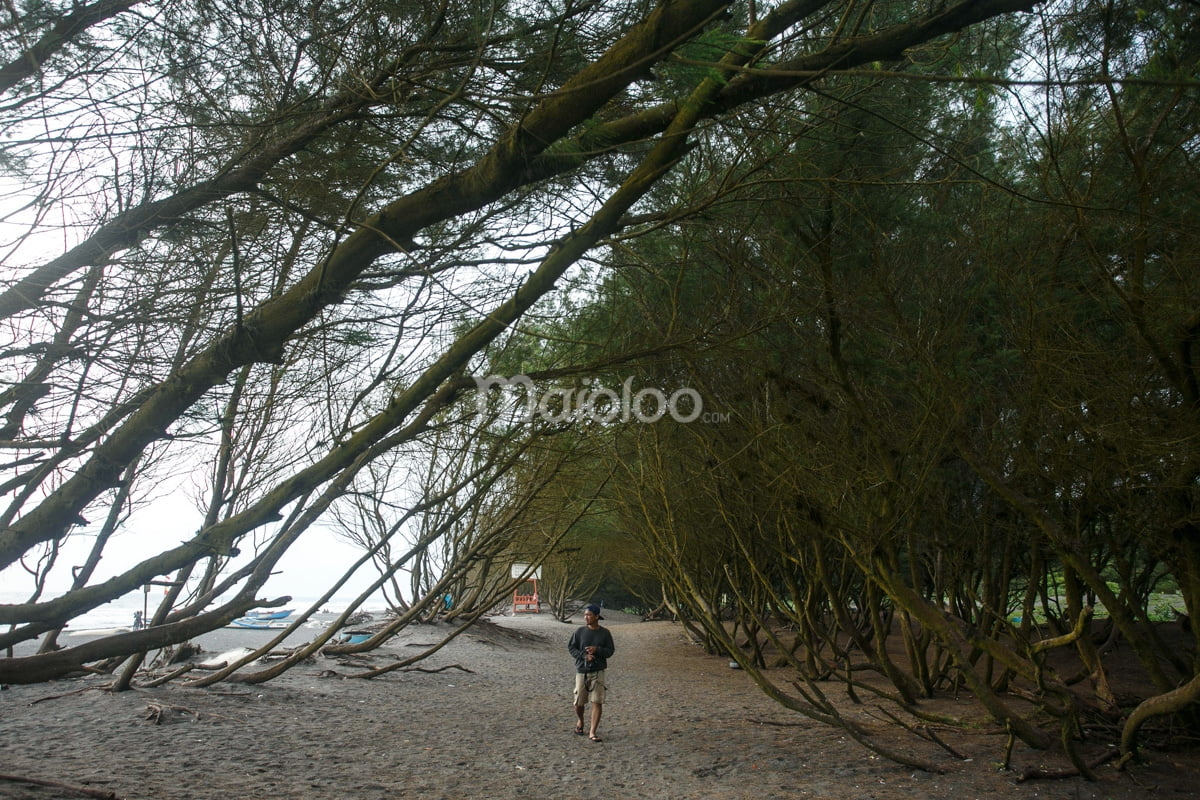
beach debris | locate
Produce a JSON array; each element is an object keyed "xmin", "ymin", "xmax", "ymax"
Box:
[
  {"xmin": 333, "ymin": 654, "xmax": 380, "ymax": 669},
  {"xmin": 347, "ymin": 662, "xmax": 476, "ymax": 679},
  {"xmin": 169, "ymin": 642, "xmax": 203, "ymax": 664},
  {"xmin": 196, "ymin": 647, "xmax": 258, "ymax": 670},
  {"xmin": 27, "ymin": 684, "xmax": 109, "ymax": 705},
  {"xmin": 342, "ymin": 611, "xmax": 374, "ymax": 627},
  {"xmin": 138, "ymin": 663, "xmax": 197, "ymax": 688},
  {"xmin": 143, "ymin": 701, "xmax": 200, "ymax": 725},
  {"xmin": 151, "ymin": 641, "xmax": 202, "ymax": 667},
  {"xmin": 259, "ymin": 648, "xmax": 308, "ymax": 663}
]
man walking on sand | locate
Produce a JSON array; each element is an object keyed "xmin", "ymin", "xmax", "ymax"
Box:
[{"xmin": 568, "ymin": 603, "xmax": 615, "ymax": 742}]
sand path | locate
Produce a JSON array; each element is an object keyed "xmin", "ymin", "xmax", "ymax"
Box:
[{"xmin": 0, "ymin": 609, "xmax": 1187, "ymax": 799}]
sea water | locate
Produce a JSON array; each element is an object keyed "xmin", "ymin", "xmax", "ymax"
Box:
[
  {"xmin": 0, "ymin": 589, "xmax": 150, "ymax": 632},
  {"xmin": 0, "ymin": 590, "xmax": 384, "ymax": 632}
]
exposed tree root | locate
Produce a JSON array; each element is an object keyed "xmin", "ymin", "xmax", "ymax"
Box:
[{"xmin": 1016, "ymin": 749, "xmax": 1121, "ymax": 782}]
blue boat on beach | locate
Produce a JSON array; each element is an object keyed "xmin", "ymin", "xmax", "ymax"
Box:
[
  {"xmin": 229, "ymin": 617, "xmax": 291, "ymax": 630},
  {"xmin": 242, "ymin": 608, "xmax": 294, "ymax": 620},
  {"xmin": 228, "ymin": 609, "xmax": 295, "ymax": 629}
]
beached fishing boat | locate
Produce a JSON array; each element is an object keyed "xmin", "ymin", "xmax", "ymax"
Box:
[
  {"xmin": 242, "ymin": 608, "xmax": 294, "ymax": 620},
  {"xmin": 228, "ymin": 616, "xmax": 292, "ymax": 629}
]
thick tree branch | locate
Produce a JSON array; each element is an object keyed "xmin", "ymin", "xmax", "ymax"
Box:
[{"xmin": 0, "ymin": 0, "xmax": 143, "ymax": 94}]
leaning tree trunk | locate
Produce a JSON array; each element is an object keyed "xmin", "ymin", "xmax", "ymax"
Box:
[{"xmin": 1120, "ymin": 671, "xmax": 1200, "ymax": 765}]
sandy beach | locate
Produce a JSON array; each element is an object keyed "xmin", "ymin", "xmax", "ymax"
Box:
[{"xmin": 1, "ymin": 610, "xmax": 1196, "ymax": 800}]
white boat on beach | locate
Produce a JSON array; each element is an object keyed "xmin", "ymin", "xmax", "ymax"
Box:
[
  {"xmin": 226, "ymin": 608, "xmax": 296, "ymax": 629},
  {"xmin": 227, "ymin": 617, "xmax": 292, "ymax": 630},
  {"xmin": 64, "ymin": 626, "xmax": 132, "ymax": 636}
]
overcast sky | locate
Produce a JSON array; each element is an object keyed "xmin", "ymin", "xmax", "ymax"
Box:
[{"xmin": 1, "ymin": 485, "xmax": 384, "ymax": 607}]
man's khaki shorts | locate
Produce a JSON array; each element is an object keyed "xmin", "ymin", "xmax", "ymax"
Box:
[{"xmin": 573, "ymin": 670, "xmax": 606, "ymax": 705}]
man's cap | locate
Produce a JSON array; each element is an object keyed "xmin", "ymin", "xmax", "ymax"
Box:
[{"xmin": 584, "ymin": 603, "xmax": 604, "ymax": 619}]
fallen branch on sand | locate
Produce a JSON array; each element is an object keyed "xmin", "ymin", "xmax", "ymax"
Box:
[
  {"xmin": 143, "ymin": 701, "xmax": 201, "ymax": 724},
  {"xmin": 869, "ymin": 706, "xmax": 967, "ymax": 760},
  {"xmin": 334, "ymin": 654, "xmax": 380, "ymax": 667},
  {"xmin": 349, "ymin": 662, "xmax": 475, "ymax": 679},
  {"xmin": 397, "ymin": 664, "xmax": 475, "ymax": 674},
  {"xmin": 27, "ymin": 685, "xmax": 110, "ymax": 706},
  {"xmin": 138, "ymin": 663, "xmax": 196, "ymax": 687},
  {"xmin": 0, "ymin": 772, "xmax": 123, "ymax": 799}
]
